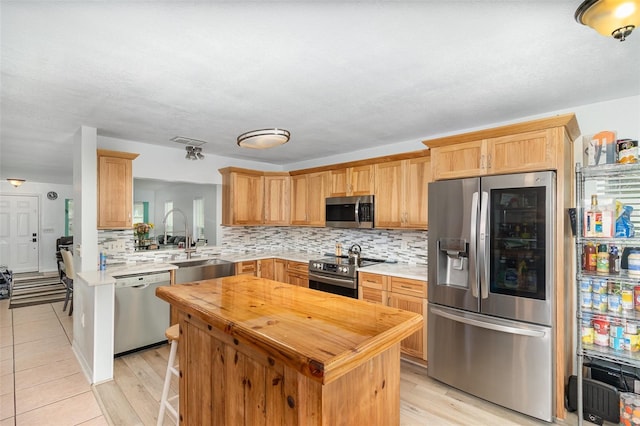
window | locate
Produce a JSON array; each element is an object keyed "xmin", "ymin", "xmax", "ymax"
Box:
[
  {"xmin": 65, "ymin": 199, "xmax": 74, "ymax": 236},
  {"xmin": 164, "ymin": 201, "xmax": 173, "ymax": 234},
  {"xmin": 193, "ymin": 198, "xmax": 205, "ymax": 240},
  {"xmin": 133, "ymin": 202, "xmax": 145, "ymax": 225}
]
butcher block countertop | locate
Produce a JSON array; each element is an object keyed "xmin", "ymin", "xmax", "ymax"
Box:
[{"xmin": 156, "ymin": 275, "xmax": 423, "ymax": 385}]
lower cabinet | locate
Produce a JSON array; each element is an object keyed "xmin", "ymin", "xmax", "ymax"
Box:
[
  {"xmin": 286, "ymin": 261, "xmax": 309, "ymax": 288},
  {"xmin": 235, "ymin": 260, "xmax": 257, "ymax": 276},
  {"xmin": 274, "ymin": 258, "xmax": 287, "ymax": 282},
  {"xmin": 258, "ymin": 258, "xmax": 275, "ymax": 279},
  {"xmin": 359, "ymin": 272, "xmax": 428, "ymax": 361}
]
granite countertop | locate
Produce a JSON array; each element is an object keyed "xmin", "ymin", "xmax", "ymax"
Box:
[
  {"xmin": 77, "ymin": 262, "xmax": 178, "ymax": 286},
  {"xmin": 156, "ymin": 275, "xmax": 423, "ymax": 384},
  {"xmin": 357, "ymin": 262, "xmax": 428, "ymax": 281},
  {"xmin": 218, "ymin": 251, "xmax": 323, "ymax": 264}
]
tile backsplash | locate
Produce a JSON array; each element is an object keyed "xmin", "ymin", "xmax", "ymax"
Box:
[
  {"xmin": 98, "ymin": 226, "xmax": 428, "ymax": 265},
  {"xmin": 221, "ymin": 226, "xmax": 428, "ymax": 264}
]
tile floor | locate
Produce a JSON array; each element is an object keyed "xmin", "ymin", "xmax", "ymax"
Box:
[{"xmin": 0, "ymin": 298, "xmax": 107, "ymax": 425}]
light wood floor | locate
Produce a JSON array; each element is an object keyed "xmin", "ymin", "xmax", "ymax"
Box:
[{"xmin": 2, "ymin": 299, "xmax": 595, "ymax": 425}]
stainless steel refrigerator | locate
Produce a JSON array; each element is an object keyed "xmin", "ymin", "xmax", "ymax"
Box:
[{"xmin": 427, "ymin": 171, "xmax": 555, "ymax": 422}]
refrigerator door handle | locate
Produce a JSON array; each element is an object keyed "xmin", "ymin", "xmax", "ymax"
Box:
[
  {"xmin": 478, "ymin": 191, "xmax": 489, "ymax": 299},
  {"xmin": 431, "ymin": 307, "xmax": 547, "ymax": 338},
  {"xmin": 470, "ymin": 191, "xmax": 479, "ymax": 298}
]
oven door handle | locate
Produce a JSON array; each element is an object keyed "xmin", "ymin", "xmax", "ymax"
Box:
[{"xmin": 308, "ymin": 272, "xmax": 357, "ymax": 289}]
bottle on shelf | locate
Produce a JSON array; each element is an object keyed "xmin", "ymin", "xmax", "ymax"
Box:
[
  {"xmin": 609, "ymin": 246, "xmax": 620, "ymax": 274},
  {"xmin": 596, "ymin": 244, "xmax": 609, "ymax": 274},
  {"xmin": 583, "ymin": 242, "xmax": 597, "ymax": 272},
  {"xmin": 585, "ymin": 194, "xmax": 603, "ymax": 237}
]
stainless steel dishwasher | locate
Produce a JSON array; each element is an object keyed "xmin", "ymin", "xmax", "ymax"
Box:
[{"xmin": 113, "ymin": 271, "xmax": 171, "ymax": 357}]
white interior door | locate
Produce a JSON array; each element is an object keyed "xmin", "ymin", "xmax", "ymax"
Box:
[{"xmin": 0, "ymin": 195, "xmax": 39, "ymax": 273}]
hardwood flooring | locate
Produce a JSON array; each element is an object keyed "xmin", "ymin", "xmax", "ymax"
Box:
[{"xmin": 2, "ymin": 299, "xmax": 592, "ymax": 425}]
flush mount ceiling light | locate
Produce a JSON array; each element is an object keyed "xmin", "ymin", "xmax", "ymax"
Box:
[
  {"xmin": 185, "ymin": 145, "xmax": 204, "ymax": 160},
  {"xmin": 237, "ymin": 128, "xmax": 291, "ymax": 149},
  {"xmin": 575, "ymin": 0, "xmax": 640, "ymax": 41},
  {"xmin": 6, "ymin": 178, "xmax": 25, "ymax": 187}
]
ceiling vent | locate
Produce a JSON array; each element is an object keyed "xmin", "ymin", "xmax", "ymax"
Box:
[{"xmin": 170, "ymin": 136, "xmax": 208, "ymax": 147}]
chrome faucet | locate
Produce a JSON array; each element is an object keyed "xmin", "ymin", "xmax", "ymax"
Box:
[{"xmin": 162, "ymin": 208, "xmax": 196, "ymax": 259}]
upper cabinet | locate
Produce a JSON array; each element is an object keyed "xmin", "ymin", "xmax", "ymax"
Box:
[
  {"xmin": 328, "ymin": 165, "xmax": 374, "ymax": 197},
  {"xmin": 374, "ymin": 156, "xmax": 431, "ymax": 229},
  {"xmin": 425, "ymin": 113, "xmax": 581, "ymax": 181},
  {"xmin": 220, "ymin": 168, "xmax": 264, "ymax": 226},
  {"xmin": 264, "ymin": 173, "xmax": 290, "ymax": 225},
  {"xmin": 290, "ymin": 171, "xmax": 328, "ymax": 226},
  {"xmin": 220, "ymin": 168, "xmax": 290, "ymax": 226},
  {"xmin": 97, "ymin": 149, "xmax": 139, "ymax": 229}
]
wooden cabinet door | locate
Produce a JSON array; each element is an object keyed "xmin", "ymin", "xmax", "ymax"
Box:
[
  {"xmin": 487, "ymin": 129, "xmax": 555, "ymax": 175},
  {"xmin": 404, "ymin": 157, "xmax": 431, "ymax": 229},
  {"xmin": 287, "ymin": 261, "xmax": 309, "ymax": 287},
  {"xmin": 258, "ymin": 258, "xmax": 274, "ymax": 279},
  {"xmin": 290, "ymin": 174, "xmax": 308, "ymax": 225},
  {"xmin": 329, "ymin": 165, "xmax": 373, "ymax": 197},
  {"xmin": 389, "ymin": 293, "xmax": 427, "ymax": 360},
  {"xmin": 232, "ymin": 173, "xmax": 264, "ymax": 225},
  {"xmin": 274, "ymin": 258, "xmax": 287, "ymax": 283},
  {"xmin": 97, "ymin": 150, "xmax": 138, "ymax": 229},
  {"xmin": 430, "ymin": 140, "xmax": 487, "ymax": 180},
  {"xmin": 305, "ymin": 172, "xmax": 327, "ymax": 226},
  {"xmin": 264, "ymin": 175, "xmax": 290, "ymax": 225},
  {"xmin": 350, "ymin": 165, "xmax": 374, "ymax": 196},
  {"xmin": 359, "ymin": 272, "xmax": 388, "ymax": 304},
  {"xmin": 235, "ymin": 260, "xmax": 257, "ymax": 276},
  {"xmin": 374, "ymin": 161, "xmax": 404, "ymax": 228},
  {"xmin": 328, "ymin": 168, "xmax": 349, "ymax": 197}
]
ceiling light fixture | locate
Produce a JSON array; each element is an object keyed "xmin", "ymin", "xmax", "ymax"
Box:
[
  {"xmin": 237, "ymin": 128, "xmax": 291, "ymax": 149},
  {"xmin": 6, "ymin": 178, "xmax": 25, "ymax": 188},
  {"xmin": 575, "ymin": 0, "xmax": 640, "ymax": 41},
  {"xmin": 185, "ymin": 145, "xmax": 204, "ymax": 160}
]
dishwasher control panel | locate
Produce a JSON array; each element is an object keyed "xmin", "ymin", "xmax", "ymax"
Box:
[{"xmin": 114, "ymin": 271, "xmax": 171, "ymax": 288}]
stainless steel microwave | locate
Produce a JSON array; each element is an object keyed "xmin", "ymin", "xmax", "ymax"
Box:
[{"xmin": 325, "ymin": 195, "xmax": 374, "ymax": 228}]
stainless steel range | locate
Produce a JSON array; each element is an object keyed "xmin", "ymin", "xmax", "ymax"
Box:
[{"xmin": 308, "ymin": 256, "xmax": 384, "ymax": 298}]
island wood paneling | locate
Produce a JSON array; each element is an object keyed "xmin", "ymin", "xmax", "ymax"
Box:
[{"xmin": 157, "ymin": 276, "xmax": 421, "ymax": 425}]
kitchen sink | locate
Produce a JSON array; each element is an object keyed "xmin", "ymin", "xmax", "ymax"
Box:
[{"xmin": 170, "ymin": 258, "xmax": 235, "ymax": 283}]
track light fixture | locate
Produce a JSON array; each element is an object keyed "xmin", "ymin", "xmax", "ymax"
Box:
[{"xmin": 185, "ymin": 145, "xmax": 204, "ymax": 160}]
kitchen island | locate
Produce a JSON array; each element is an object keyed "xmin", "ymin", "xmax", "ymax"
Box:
[{"xmin": 156, "ymin": 275, "xmax": 423, "ymax": 425}]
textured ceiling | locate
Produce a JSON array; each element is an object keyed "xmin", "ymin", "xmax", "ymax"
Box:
[{"xmin": 1, "ymin": 1, "xmax": 639, "ymax": 184}]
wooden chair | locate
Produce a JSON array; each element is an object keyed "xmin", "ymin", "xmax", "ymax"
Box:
[
  {"xmin": 157, "ymin": 324, "xmax": 180, "ymax": 426},
  {"xmin": 60, "ymin": 249, "xmax": 74, "ymax": 316}
]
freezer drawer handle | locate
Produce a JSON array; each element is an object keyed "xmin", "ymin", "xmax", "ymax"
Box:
[{"xmin": 431, "ymin": 307, "xmax": 546, "ymax": 338}]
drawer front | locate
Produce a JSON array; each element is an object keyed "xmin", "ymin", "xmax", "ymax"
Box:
[
  {"xmin": 360, "ymin": 287, "xmax": 386, "ymax": 304},
  {"xmin": 359, "ymin": 272, "xmax": 387, "ymax": 290},
  {"xmin": 390, "ymin": 277, "xmax": 427, "ymax": 298},
  {"xmin": 287, "ymin": 261, "xmax": 308, "ymax": 274},
  {"xmin": 236, "ymin": 261, "xmax": 257, "ymax": 275}
]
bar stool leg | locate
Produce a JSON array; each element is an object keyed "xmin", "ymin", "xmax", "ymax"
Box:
[{"xmin": 157, "ymin": 325, "xmax": 179, "ymax": 426}]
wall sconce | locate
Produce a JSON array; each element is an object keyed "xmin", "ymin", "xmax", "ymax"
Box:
[
  {"xmin": 575, "ymin": 0, "xmax": 640, "ymax": 41},
  {"xmin": 7, "ymin": 178, "xmax": 25, "ymax": 188},
  {"xmin": 237, "ymin": 128, "xmax": 291, "ymax": 149}
]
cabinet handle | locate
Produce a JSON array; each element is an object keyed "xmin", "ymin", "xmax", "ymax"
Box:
[
  {"xmin": 487, "ymin": 154, "xmax": 492, "ymax": 169},
  {"xmin": 480, "ymin": 155, "xmax": 485, "ymax": 169}
]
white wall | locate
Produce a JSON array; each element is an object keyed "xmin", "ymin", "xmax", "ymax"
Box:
[
  {"xmin": 0, "ymin": 181, "xmax": 73, "ymax": 273},
  {"xmin": 286, "ymin": 95, "xmax": 640, "ymax": 171},
  {"xmin": 97, "ymin": 135, "xmax": 283, "ymax": 184}
]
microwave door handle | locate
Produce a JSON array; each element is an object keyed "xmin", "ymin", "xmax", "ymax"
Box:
[
  {"xmin": 470, "ymin": 191, "xmax": 479, "ymax": 299},
  {"xmin": 355, "ymin": 200, "xmax": 360, "ymax": 226},
  {"xmin": 479, "ymin": 191, "xmax": 489, "ymax": 299}
]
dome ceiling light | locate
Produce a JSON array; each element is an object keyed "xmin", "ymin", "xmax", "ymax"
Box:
[
  {"xmin": 6, "ymin": 178, "xmax": 25, "ymax": 187},
  {"xmin": 237, "ymin": 128, "xmax": 291, "ymax": 149},
  {"xmin": 575, "ymin": 0, "xmax": 640, "ymax": 41}
]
